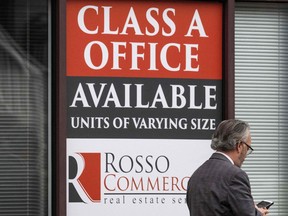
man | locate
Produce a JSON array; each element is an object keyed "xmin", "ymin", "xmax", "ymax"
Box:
[{"xmin": 186, "ymin": 119, "xmax": 269, "ymax": 216}]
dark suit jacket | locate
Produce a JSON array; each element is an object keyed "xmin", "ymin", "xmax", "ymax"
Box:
[{"xmin": 186, "ymin": 153, "xmax": 262, "ymax": 216}]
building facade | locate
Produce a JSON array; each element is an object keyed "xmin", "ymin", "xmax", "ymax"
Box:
[{"xmin": 0, "ymin": 0, "xmax": 287, "ymax": 215}]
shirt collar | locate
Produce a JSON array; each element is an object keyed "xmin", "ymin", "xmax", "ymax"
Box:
[{"xmin": 215, "ymin": 151, "xmax": 234, "ymax": 165}]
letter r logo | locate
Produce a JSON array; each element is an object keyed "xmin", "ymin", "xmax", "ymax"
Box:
[{"xmin": 68, "ymin": 153, "xmax": 101, "ymax": 203}]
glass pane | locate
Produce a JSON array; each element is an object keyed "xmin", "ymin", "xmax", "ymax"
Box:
[
  {"xmin": 0, "ymin": 1, "xmax": 48, "ymax": 215},
  {"xmin": 235, "ymin": 3, "xmax": 288, "ymax": 215}
]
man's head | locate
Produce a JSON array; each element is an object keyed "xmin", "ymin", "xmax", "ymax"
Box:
[{"xmin": 211, "ymin": 119, "xmax": 253, "ymax": 167}]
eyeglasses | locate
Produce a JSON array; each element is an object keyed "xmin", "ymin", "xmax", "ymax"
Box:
[{"xmin": 241, "ymin": 141, "xmax": 254, "ymax": 155}]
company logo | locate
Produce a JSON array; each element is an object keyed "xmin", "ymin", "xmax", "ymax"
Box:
[
  {"xmin": 68, "ymin": 153, "xmax": 101, "ymax": 203},
  {"xmin": 68, "ymin": 151, "xmax": 189, "ymax": 205}
]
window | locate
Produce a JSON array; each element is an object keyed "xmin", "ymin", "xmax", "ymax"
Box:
[
  {"xmin": 235, "ymin": 3, "xmax": 288, "ymax": 215},
  {"xmin": 0, "ymin": 1, "xmax": 49, "ymax": 215}
]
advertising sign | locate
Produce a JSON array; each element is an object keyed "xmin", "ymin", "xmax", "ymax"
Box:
[{"xmin": 66, "ymin": 1, "xmax": 223, "ymax": 215}]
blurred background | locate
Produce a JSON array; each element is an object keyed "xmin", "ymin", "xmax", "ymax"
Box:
[{"xmin": 0, "ymin": 1, "xmax": 49, "ymax": 216}]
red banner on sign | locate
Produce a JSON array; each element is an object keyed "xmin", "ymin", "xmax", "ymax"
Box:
[{"xmin": 67, "ymin": 0, "xmax": 222, "ymax": 79}]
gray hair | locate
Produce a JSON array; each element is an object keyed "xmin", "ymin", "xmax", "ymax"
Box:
[{"xmin": 211, "ymin": 119, "xmax": 250, "ymax": 151}]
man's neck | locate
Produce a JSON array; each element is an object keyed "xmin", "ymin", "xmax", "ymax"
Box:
[{"xmin": 216, "ymin": 151, "xmax": 234, "ymax": 164}]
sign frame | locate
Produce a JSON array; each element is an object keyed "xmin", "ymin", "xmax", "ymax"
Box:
[{"xmin": 54, "ymin": 0, "xmax": 235, "ymax": 215}]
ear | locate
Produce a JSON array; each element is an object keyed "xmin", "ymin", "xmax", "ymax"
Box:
[{"xmin": 236, "ymin": 142, "xmax": 242, "ymax": 153}]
